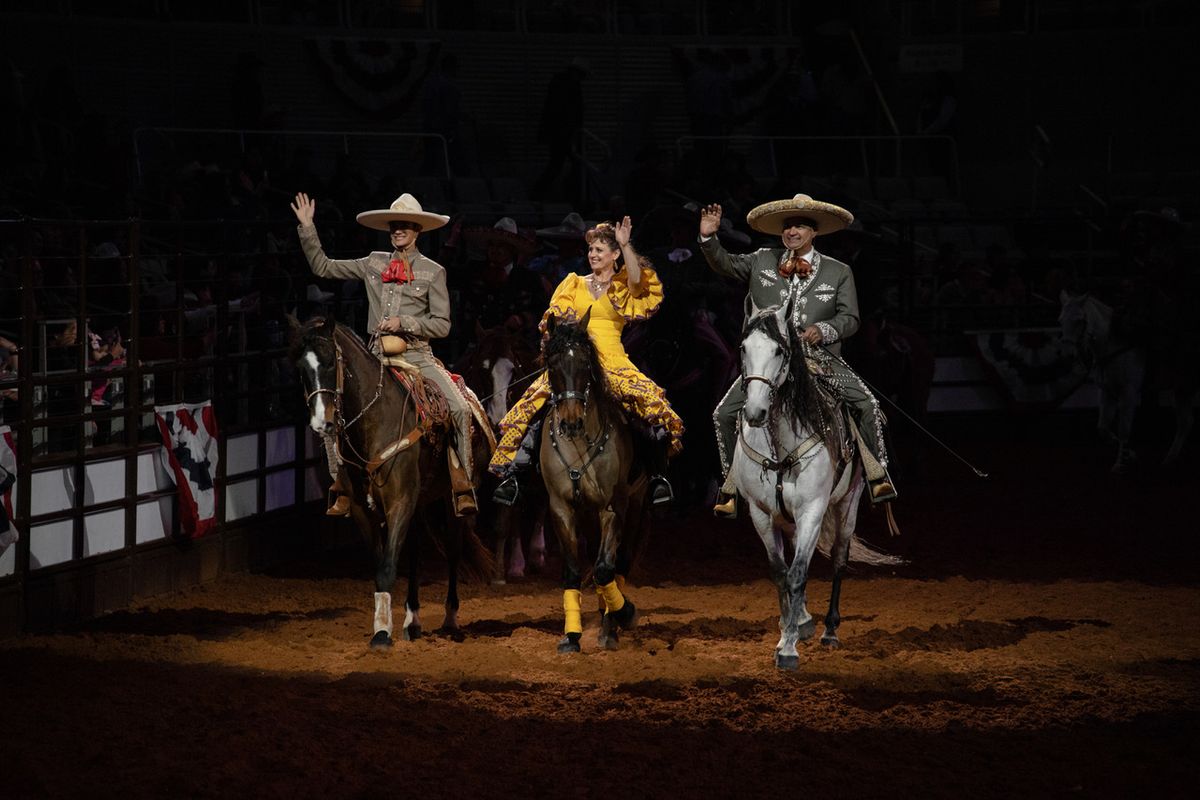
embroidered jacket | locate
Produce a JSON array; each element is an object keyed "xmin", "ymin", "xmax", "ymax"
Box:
[
  {"xmin": 699, "ymin": 236, "xmax": 860, "ymax": 356},
  {"xmin": 298, "ymin": 223, "xmax": 450, "ymax": 350}
]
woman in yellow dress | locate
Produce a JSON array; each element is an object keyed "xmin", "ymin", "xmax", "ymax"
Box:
[{"xmin": 490, "ymin": 217, "xmax": 684, "ymax": 506}]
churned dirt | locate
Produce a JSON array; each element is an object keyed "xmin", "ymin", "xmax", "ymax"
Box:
[{"xmin": 3, "ymin": 413, "xmax": 1199, "ymax": 798}]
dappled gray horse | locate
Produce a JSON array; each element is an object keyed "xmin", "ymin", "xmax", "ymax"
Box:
[{"xmin": 732, "ymin": 304, "xmax": 902, "ymax": 670}]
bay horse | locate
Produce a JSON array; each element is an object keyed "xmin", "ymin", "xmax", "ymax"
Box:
[
  {"xmin": 453, "ymin": 322, "xmax": 547, "ymax": 583},
  {"xmin": 541, "ymin": 309, "xmax": 647, "ymax": 653},
  {"xmin": 733, "ymin": 303, "xmax": 903, "ymax": 670},
  {"xmin": 290, "ymin": 316, "xmax": 492, "ymax": 648}
]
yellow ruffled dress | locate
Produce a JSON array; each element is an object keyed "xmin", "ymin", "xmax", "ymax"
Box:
[{"xmin": 488, "ymin": 267, "xmax": 685, "ymax": 475}]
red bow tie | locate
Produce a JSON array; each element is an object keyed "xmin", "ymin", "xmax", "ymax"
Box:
[
  {"xmin": 382, "ymin": 258, "xmax": 412, "ymax": 283},
  {"xmin": 779, "ymin": 254, "xmax": 811, "ymax": 279}
]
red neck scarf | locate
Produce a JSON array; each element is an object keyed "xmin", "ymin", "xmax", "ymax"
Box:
[
  {"xmin": 382, "ymin": 257, "xmax": 412, "ymax": 284},
  {"xmin": 779, "ymin": 253, "xmax": 812, "ymax": 279}
]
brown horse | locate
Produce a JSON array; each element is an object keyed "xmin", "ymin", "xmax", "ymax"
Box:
[
  {"xmin": 541, "ymin": 310, "xmax": 649, "ymax": 653},
  {"xmin": 290, "ymin": 316, "xmax": 492, "ymax": 648},
  {"xmin": 452, "ymin": 322, "xmax": 547, "ymax": 583}
]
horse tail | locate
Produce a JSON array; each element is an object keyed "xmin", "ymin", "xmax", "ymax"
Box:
[
  {"xmin": 846, "ymin": 536, "xmax": 906, "ymax": 566},
  {"xmin": 815, "ymin": 500, "xmax": 907, "ymax": 567},
  {"xmin": 456, "ymin": 524, "xmax": 497, "ymax": 583}
]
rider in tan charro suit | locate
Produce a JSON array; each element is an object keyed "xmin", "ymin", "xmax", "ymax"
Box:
[{"xmin": 291, "ymin": 191, "xmax": 478, "ymax": 517}]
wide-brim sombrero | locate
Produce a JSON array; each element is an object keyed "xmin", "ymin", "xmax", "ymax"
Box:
[
  {"xmin": 746, "ymin": 193, "xmax": 853, "ymax": 236},
  {"xmin": 356, "ymin": 193, "xmax": 450, "ymax": 232},
  {"xmin": 464, "ymin": 217, "xmax": 538, "ymax": 256},
  {"xmin": 535, "ymin": 212, "xmax": 587, "ymax": 240}
]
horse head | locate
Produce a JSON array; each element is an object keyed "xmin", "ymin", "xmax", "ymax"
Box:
[
  {"xmin": 289, "ymin": 314, "xmax": 340, "ymax": 435},
  {"xmin": 543, "ymin": 306, "xmax": 597, "ymax": 439},
  {"xmin": 471, "ymin": 320, "xmax": 520, "ymax": 426},
  {"xmin": 740, "ymin": 303, "xmax": 791, "ymax": 428}
]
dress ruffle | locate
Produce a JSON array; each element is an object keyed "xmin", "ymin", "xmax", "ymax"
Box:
[{"xmin": 608, "ymin": 265, "xmax": 663, "ymax": 321}]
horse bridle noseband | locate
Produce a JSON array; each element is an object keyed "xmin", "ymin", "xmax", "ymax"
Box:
[
  {"xmin": 547, "ymin": 371, "xmax": 610, "ymax": 504},
  {"xmin": 305, "ymin": 332, "xmax": 419, "ymax": 485}
]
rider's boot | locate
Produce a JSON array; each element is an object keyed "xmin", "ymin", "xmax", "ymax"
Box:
[
  {"xmin": 712, "ymin": 471, "xmax": 737, "ymax": 519},
  {"xmin": 492, "ymin": 474, "xmax": 521, "ymax": 507},
  {"xmin": 868, "ymin": 467, "xmax": 898, "ymax": 505},
  {"xmin": 649, "ymin": 440, "xmax": 673, "ymax": 506},
  {"xmin": 326, "ymin": 473, "xmax": 352, "ymax": 517},
  {"xmin": 492, "ymin": 416, "xmax": 543, "ymax": 507},
  {"xmin": 447, "ymin": 447, "xmax": 477, "ymax": 517}
]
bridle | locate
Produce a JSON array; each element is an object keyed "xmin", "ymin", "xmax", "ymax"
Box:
[
  {"xmin": 546, "ymin": 349, "xmax": 612, "ymax": 504},
  {"xmin": 302, "ymin": 329, "xmax": 420, "ymax": 485}
]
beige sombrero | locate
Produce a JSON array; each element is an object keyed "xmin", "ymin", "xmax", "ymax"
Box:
[
  {"xmin": 464, "ymin": 217, "xmax": 538, "ymax": 257},
  {"xmin": 746, "ymin": 193, "xmax": 853, "ymax": 236},
  {"xmin": 356, "ymin": 193, "xmax": 450, "ymax": 232}
]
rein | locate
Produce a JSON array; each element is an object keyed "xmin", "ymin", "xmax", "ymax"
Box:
[
  {"xmin": 547, "ymin": 364, "xmax": 611, "ymax": 504},
  {"xmin": 309, "ymin": 329, "xmax": 422, "ymax": 484}
]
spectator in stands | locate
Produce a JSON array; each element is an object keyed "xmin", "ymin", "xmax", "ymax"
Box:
[
  {"xmin": 527, "ymin": 212, "xmax": 590, "ymax": 294},
  {"xmin": 461, "ymin": 217, "xmax": 545, "ymax": 344},
  {"xmin": 532, "ymin": 58, "xmax": 587, "ymax": 202},
  {"xmin": 0, "ymin": 335, "xmax": 18, "ymax": 406}
]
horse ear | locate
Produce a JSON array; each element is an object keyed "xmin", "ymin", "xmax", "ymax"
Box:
[
  {"xmin": 774, "ymin": 302, "xmax": 790, "ymax": 337},
  {"xmin": 743, "ymin": 293, "xmax": 758, "ymax": 320},
  {"xmin": 320, "ymin": 314, "xmax": 337, "ymax": 336},
  {"xmin": 579, "ymin": 306, "xmax": 592, "ymax": 328},
  {"xmin": 286, "ymin": 312, "xmax": 303, "ymax": 347}
]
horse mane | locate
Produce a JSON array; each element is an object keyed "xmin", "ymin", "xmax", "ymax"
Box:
[
  {"xmin": 543, "ymin": 316, "xmax": 619, "ymax": 417},
  {"xmin": 744, "ymin": 310, "xmax": 838, "ymax": 450}
]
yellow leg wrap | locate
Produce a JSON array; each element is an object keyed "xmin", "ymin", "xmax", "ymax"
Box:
[
  {"xmin": 598, "ymin": 580, "xmax": 626, "ymax": 614},
  {"xmin": 563, "ymin": 589, "xmax": 583, "ymax": 635}
]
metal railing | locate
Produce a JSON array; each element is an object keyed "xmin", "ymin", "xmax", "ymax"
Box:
[{"xmin": 133, "ymin": 127, "xmax": 453, "ymax": 183}]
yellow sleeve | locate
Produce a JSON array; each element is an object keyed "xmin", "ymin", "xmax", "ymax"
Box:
[
  {"xmin": 608, "ymin": 264, "xmax": 663, "ymax": 322},
  {"xmin": 538, "ymin": 274, "xmax": 581, "ymax": 335}
]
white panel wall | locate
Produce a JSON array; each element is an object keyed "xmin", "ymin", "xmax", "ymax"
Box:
[
  {"xmin": 30, "ymin": 520, "xmax": 73, "ymax": 569},
  {"xmin": 84, "ymin": 509, "xmax": 125, "ymax": 557}
]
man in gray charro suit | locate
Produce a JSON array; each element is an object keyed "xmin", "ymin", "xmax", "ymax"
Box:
[
  {"xmin": 699, "ymin": 194, "xmax": 896, "ymax": 517},
  {"xmin": 291, "ymin": 191, "xmax": 478, "ymax": 517}
]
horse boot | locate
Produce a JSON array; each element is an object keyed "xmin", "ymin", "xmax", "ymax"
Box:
[
  {"xmin": 326, "ymin": 473, "xmax": 352, "ymax": 517},
  {"xmin": 447, "ymin": 447, "xmax": 477, "ymax": 517}
]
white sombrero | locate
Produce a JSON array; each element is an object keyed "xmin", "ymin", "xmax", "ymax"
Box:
[
  {"xmin": 535, "ymin": 212, "xmax": 587, "ymax": 240},
  {"xmin": 746, "ymin": 193, "xmax": 853, "ymax": 236},
  {"xmin": 356, "ymin": 193, "xmax": 450, "ymax": 232}
]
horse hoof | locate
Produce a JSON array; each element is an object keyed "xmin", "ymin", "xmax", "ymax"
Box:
[
  {"xmin": 403, "ymin": 624, "xmax": 422, "ymax": 642},
  {"xmin": 820, "ymin": 632, "xmax": 841, "ymax": 649},
  {"xmin": 598, "ymin": 614, "xmax": 620, "ymax": 650},
  {"xmin": 369, "ymin": 631, "xmax": 393, "ymax": 650},
  {"xmin": 796, "ymin": 618, "xmax": 816, "ymax": 641},
  {"xmin": 557, "ymin": 633, "xmax": 582, "ymax": 653},
  {"xmin": 775, "ymin": 653, "xmax": 800, "ymax": 671},
  {"xmin": 611, "ymin": 600, "xmax": 639, "ymax": 631}
]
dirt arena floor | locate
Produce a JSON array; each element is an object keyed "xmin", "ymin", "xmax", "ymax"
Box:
[{"xmin": 4, "ymin": 413, "xmax": 1199, "ymax": 798}]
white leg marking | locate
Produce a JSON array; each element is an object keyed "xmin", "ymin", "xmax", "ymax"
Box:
[{"xmin": 373, "ymin": 591, "xmax": 393, "ymax": 635}]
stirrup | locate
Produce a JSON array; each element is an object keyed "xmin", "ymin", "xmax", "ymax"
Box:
[
  {"xmin": 649, "ymin": 475, "xmax": 673, "ymax": 505},
  {"xmin": 453, "ymin": 490, "xmax": 478, "ymax": 517},
  {"xmin": 492, "ymin": 477, "xmax": 520, "ymax": 507},
  {"xmin": 712, "ymin": 492, "xmax": 737, "ymax": 519},
  {"xmin": 326, "ymin": 492, "xmax": 351, "ymax": 517},
  {"xmin": 868, "ymin": 476, "xmax": 898, "ymax": 505}
]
